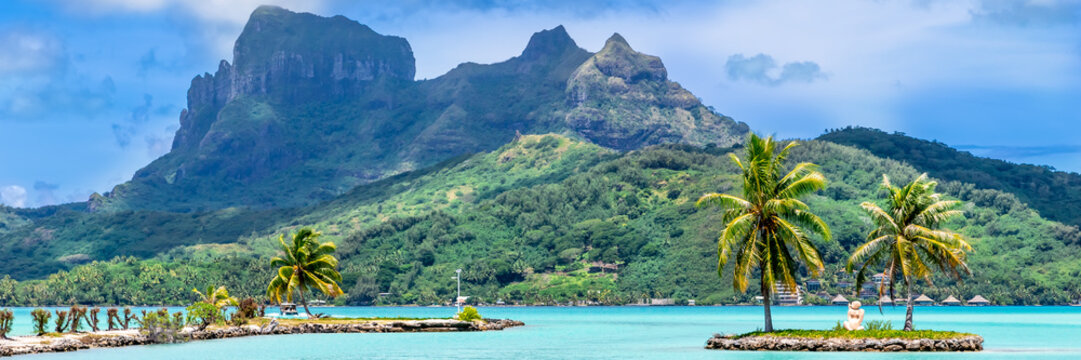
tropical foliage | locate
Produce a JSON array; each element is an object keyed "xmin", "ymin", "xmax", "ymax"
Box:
[
  {"xmin": 267, "ymin": 228, "xmax": 343, "ymax": 315},
  {"xmin": 140, "ymin": 308, "xmax": 186, "ymax": 344},
  {"xmin": 53, "ymin": 310, "xmax": 67, "ymax": 333},
  {"xmin": 820, "ymin": 126, "xmax": 1081, "ymax": 227},
  {"xmin": 0, "ymin": 309, "xmax": 12, "ymax": 339},
  {"xmin": 697, "ymin": 134, "xmax": 831, "ymax": 331},
  {"xmin": 193, "ymin": 285, "xmax": 239, "ymax": 309},
  {"xmin": 0, "ymin": 137, "xmax": 1077, "ymax": 306},
  {"xmin": 847, "ymin": 174, "xmax": 972, "ymax": 330},
  {"xmin": 457, "ymin": 306, "xmax": 482, "ymax": 322},
  {"xmin": 186, "ymin": 302, "xmax": 223, "ymax": 330},
  {"xmin": 31, "ymin": 308, "xmax": 50, "ymax": 335}
]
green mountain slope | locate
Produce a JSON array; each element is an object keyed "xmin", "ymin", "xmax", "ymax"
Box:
[
  {"xmin": 1, "ymin": 6, "xmax": 1076, "ymax": 308},
  {"xmin": 93, "ymin": 6, "xmax": 746, "ymax": 212},
  {"xmin": 3, "ymin": 135, "xmax": 1079, "ymax": 306},
  {"xmin": 819, "ymin": 126, "xmax": 1081, "ymax": 227}
]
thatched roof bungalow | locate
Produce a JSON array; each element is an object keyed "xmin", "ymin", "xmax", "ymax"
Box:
[{"xmin": 967, "ymin": 295, "xmax": 991, "ymax": 306}]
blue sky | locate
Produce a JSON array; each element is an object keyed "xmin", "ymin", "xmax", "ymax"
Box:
[{"xmin": 1, "ymin": 0, "xmax": 1079, "ymax": 207}]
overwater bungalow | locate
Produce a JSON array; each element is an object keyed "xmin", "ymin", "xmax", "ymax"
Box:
[
  {"xmin": 877, "ymin": 295, "xmax": 893, "ymax": 305},
  {"xmin": 831, "ymin": 294, "xmax": 850, "ymax": 306},
  {"xmin": 967, "ymin": 295, "xmax": 991, "ymax": 306},
  {"xmin": 913, "ymin": 294, "xmax": 935, "ymax": 306},
  {"xmin": 942, "ymin": 295, "xmax": 962, "ymax": 306}
]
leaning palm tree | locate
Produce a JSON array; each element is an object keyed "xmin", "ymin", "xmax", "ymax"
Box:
[
  {"xmin": 267, "ymin": 228, "xmax": 343, "ymax": 316},
  {"xmin": 697, "ymin": 134, "xmax": 831, "ymax": 332},
  {"xmin": 193, "ymin": 286, "xmax": 239, "ymax": 309},
  {"xmin": 847, "ymin": 174, "xmax": 972, "ymax": 331}
]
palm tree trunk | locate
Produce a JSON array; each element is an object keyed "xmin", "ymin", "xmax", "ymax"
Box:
[
  {"xmin": 904, "ymin": 280, "xmax": 915, "ymax": 331},
  {"xmin": 761, "ymin": 276, "xmax": 774, "ymax": 332},
  {"xmin": 297, "ymin": 289, "xmax": 312, "ymax": 316}
]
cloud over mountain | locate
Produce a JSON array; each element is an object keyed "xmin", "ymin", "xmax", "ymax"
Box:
[
  {"xmin": 724, "ymin": 53, "xmax": 826, "ymax": 86},
  {"xmin": 0, "ymin": 185, "xmax": 27, "ymax": 208}
]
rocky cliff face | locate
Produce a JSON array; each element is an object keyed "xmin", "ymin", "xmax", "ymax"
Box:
[
  {"xmin": 565, "ymin": 34, "xmax": 747, "ymax": 150},
  {"xmin": 172, "ymin": 5, "xmax": 414, "ymax": 152},
  {"xmin": 100, "ymin": 8, "xmax": 746, "ymax": 212}
]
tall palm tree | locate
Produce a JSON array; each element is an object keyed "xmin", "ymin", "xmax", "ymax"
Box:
[
  {"xmin": 267, "ymin": 228, "xmax": 343, "ymax": 316},
  {"xmin": 697, "ymin": 134, "xmax": 831, "ymax": 332},
  {"xmin": 847, "ymin": 174, "xmax": 972, "ymax": 331},
  {"xmin": 193, "ymin": 286, "xmax": 238, "ymax": 309}
]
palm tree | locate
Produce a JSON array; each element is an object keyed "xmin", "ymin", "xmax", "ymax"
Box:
[
  {"xmin": 847, "ymin": 174, "xmax": 972, "ymax": 331},
  {"xmin": 193, "ymin": 286, "xmax": 239, "ymax": 309},
  {"xmin": 697, "ymin": 134, "xmax": 831, "ymax": 332},
  {"xmin": 267, "ymin": 228, "xmax": 343, "ymax": 316}
]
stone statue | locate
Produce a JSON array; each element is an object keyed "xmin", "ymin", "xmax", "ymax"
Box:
[{"xmin": 843, "ymin": 301, "xmax": 865, "ymax": 331}]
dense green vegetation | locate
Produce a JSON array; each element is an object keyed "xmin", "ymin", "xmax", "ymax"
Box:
[
  {"xmin": 820, "ymin": 126, "xmax": 1081, "ymax": 228},
  {"xmin": 1, "ymin": 135, "xmax": 1079, "ymax": 306},
  {"xmin": 457, "ymin": 306, "xmax": 482, "ymax": 322}
]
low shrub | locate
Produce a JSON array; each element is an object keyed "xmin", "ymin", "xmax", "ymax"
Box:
[
  {"xmin": 106, "ymin": 308, "xmax": 119, "ymax": 330},
  {"xmin": 87, "ymin": 307, "xmax": 101, "ymax": 332},
  {"xmin": 68, "ymin": 306, "xmax": 86, "ymax": 333},
  {"xmin": 31, "ymin": 308, "xmax": 51, "ymax": 335},
  {"xmin": 865, "ymin": 320, "xmax": 893, "ymax": 331},
  {"xmin": 53, "ymin": 310, "xmax": 69, "ymax": 333},
  {"xmin": 237, "ymin": 297, "xmax": 258, "ymax": 319},
  {"xmin": 457, "ymin": 306, "xmax": 482, "ymax": 322},
  {"xmin": 0, "ymin": 309, "xmax": 13, "ymax": 339},
  {"xmin": 122, "ymin": 307, "xmax": 135, "ymax": 329},
  {"xmin": 141, "ymin": 308, "xmax": 186, "ymax": 344},
  {"xmin": 186, "ymin": 302, "xmax": 223, "ymax": 330}
]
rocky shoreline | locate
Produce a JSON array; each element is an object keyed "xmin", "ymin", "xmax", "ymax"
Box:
[
  {"xmin": 706, "ymin": 333, "xmax": 983, "ymax": 352},
  {"xmin": 0, "ymin": 318, "xmax": 524, "ymax": 357}
]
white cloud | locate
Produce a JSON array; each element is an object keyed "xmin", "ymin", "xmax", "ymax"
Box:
[
  {"xmin": 62, "ymin": 0, "xmax": 328, "ymax": 59},
  {"xmin": 0, "ymin": 185, "xmax": 28, "ymax": 208},
  {"xmin": 73, "ymin": 0, "xmax": 326, "ymax": 23},
  {"xmin": 725, "ymin": 53, "xmax": 826, "ymax": 86},
  {"xmin": 0, "ymin": 31, "xmax": 64, "ymax": 75},
  {"xmin": 352, "ymin": 0, "xmax": 1080, "ymax": 156}
]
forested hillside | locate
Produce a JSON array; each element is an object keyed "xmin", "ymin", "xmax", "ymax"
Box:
[
  {"xmin": 819, "ymin": 126, "xmax": 1081, "ymax": 227},
  {"xmin": 3, "ymin": 135, "xmax": 1078, "ymax": 306}
]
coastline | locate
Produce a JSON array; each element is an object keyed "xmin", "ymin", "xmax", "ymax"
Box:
[
  {"xmin": 706, "ymin": 333, "xmax": 984, "ymax": 352},
  {"xmin": 0, "ymin": 318, "xmax": 524, "ymax": 357}
]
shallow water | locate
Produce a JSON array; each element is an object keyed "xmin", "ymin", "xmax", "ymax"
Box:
[{"xmin": 7, "ymin": 306, "xmax": 1081, "ymax": 359}]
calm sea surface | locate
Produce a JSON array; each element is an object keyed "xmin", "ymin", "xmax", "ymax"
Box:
[{"xmin": 6, "ymin": 306, "xmax": 1081, "ymax": 359}]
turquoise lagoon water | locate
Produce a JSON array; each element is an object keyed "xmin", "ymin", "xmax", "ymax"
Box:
[{"xmin": 8, "ymin": 306, "xmax": 1081, "ymax": 359}]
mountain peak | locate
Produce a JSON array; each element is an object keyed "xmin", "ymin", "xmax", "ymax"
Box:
[
  {"xmin": 588, "ymin": 33, "xmax": 665, "ymax": 82},
  {"xmin": 564, "ymin": 32, "xmax": 747, "ymax": 150},
  {"xmin": 250, "ymin": 4, "xmax": 289, "ymax": 17},
  {"xmin": 605, "ymin": 33, "xmax": 629, "ymax": 48},
  {"xmin": 519, "ymin": 25, "xmax": 581, "ymax": 61}
]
